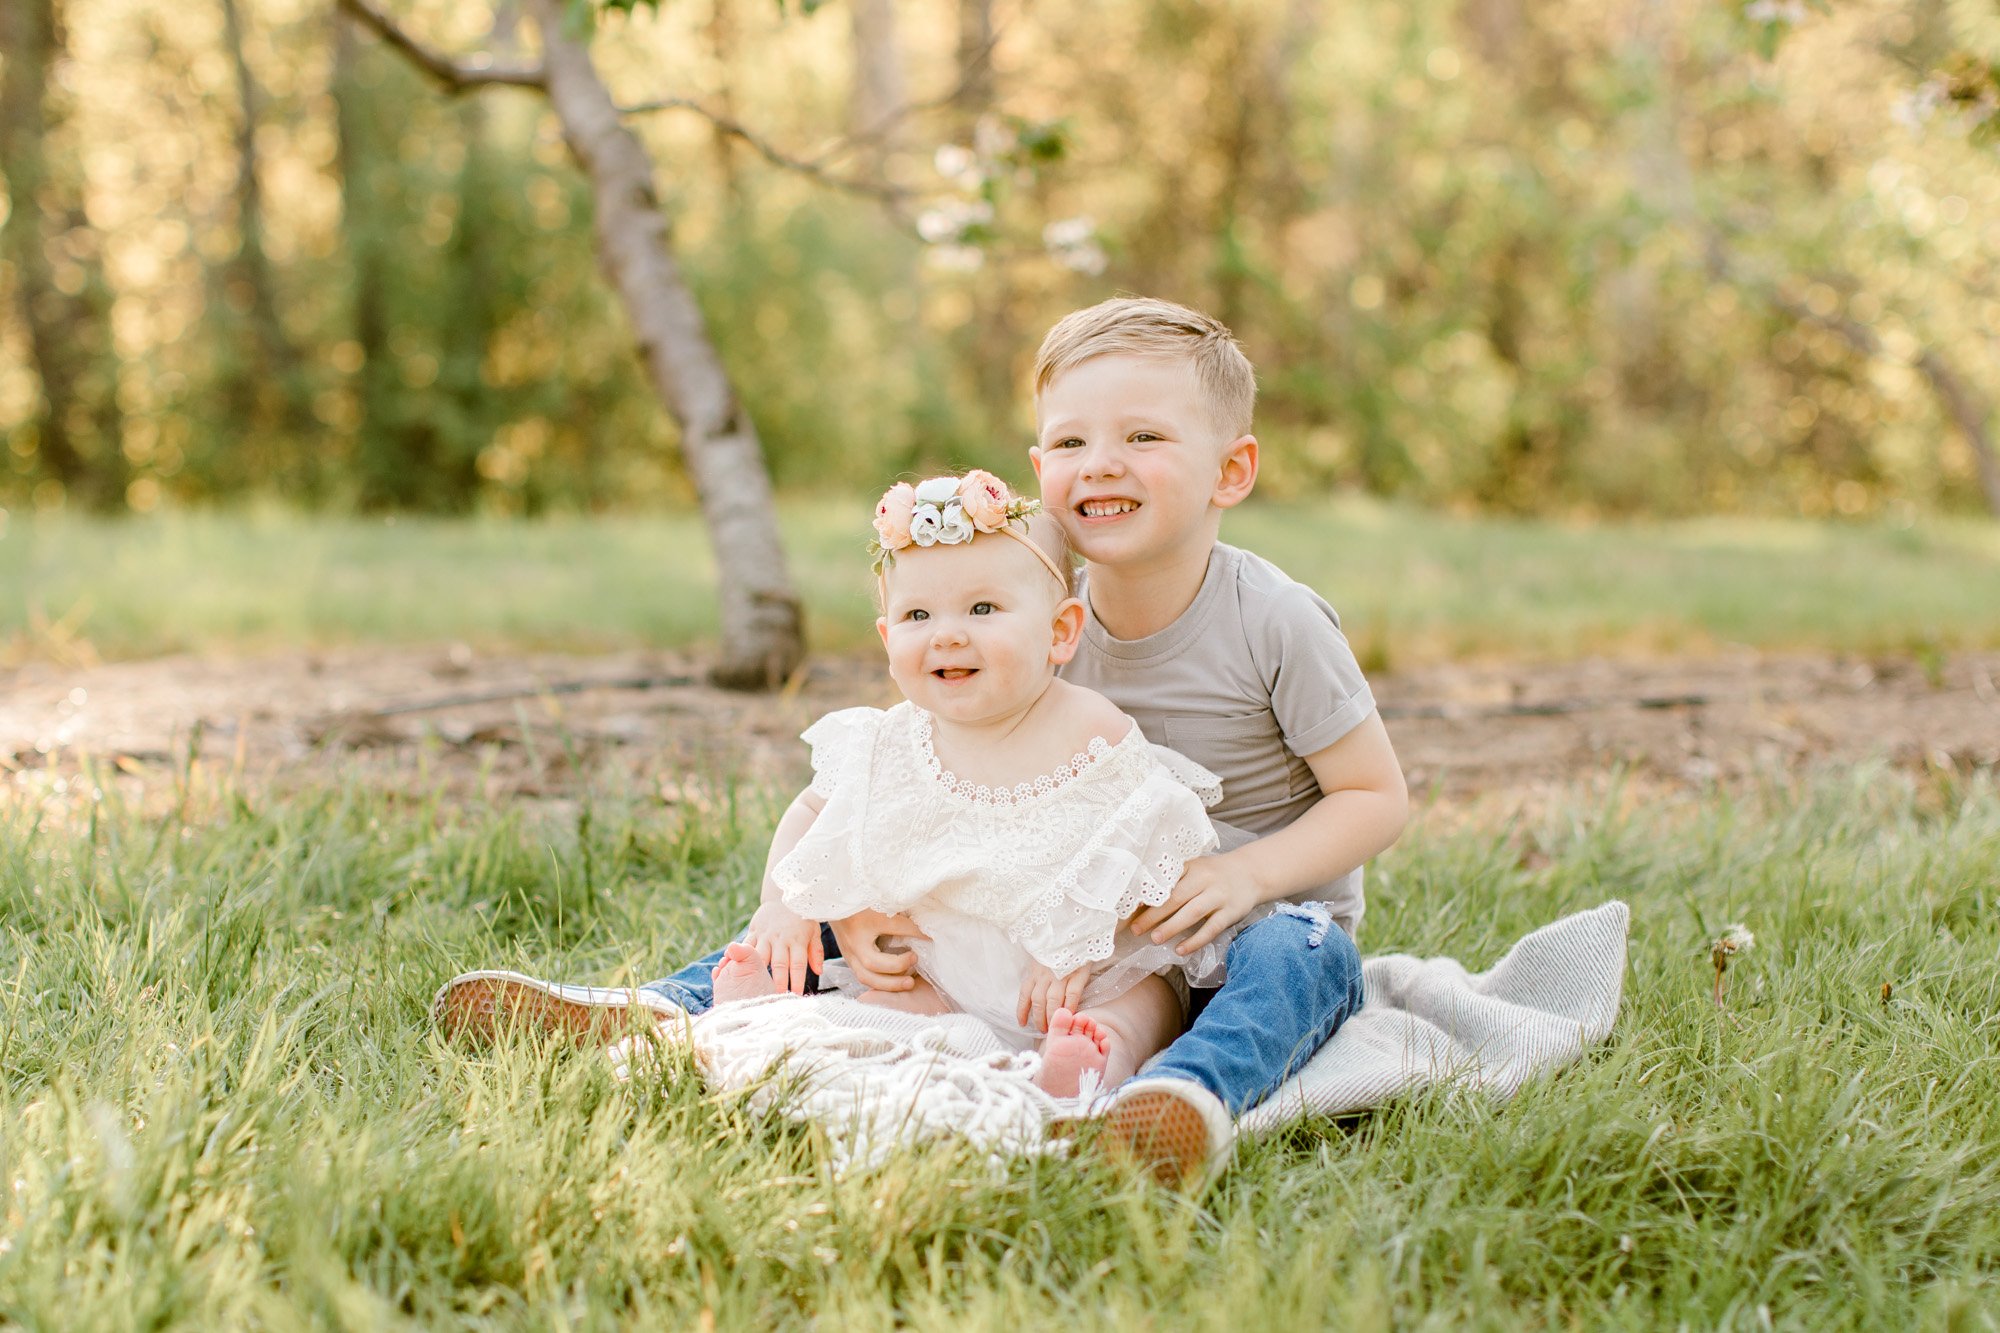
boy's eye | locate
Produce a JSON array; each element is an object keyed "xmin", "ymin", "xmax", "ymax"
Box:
[
  {"xmin": 1051, "ymin": 437, "xmax": 1083, "ymax": 449},
  {"xmin": 971, "ymin": 602, "xmax": 994, "ymax": 615},
  {"xmin": 1131, "ymin": 431, "xmax": 1160, "ymax": 443}
]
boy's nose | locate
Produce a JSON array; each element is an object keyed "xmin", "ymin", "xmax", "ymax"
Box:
[{"xmin": 1080, "ymin": 448, "xmax": 1124, "ymax": 481}]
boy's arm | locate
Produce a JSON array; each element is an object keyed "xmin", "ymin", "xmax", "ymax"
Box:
[{"xmin": 1128, "ymin": 712, "xmax": 1409, "ymax": 955}]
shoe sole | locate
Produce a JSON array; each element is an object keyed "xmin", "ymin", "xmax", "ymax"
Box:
[
  {"xmin": 1098, "ymin": 1087, "xmax": 1221, "ymax": 1189},
  {"xmin": 432, "ymin": 973, "xmax": 661, "ymax": 1046}
]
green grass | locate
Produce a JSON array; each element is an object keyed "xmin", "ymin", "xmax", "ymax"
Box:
[
  {"xmin": 2, "ymin": 759, "xmax": 1996, "ymax": 1328},
  {"xmin": 5, "ymin": 501, "xmax": 1998, "ymax": 666}
]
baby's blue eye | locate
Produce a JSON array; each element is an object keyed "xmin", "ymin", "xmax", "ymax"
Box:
[
  {"xmin": 972, "ymin": 602, "xmax": 995, "ymax": 615},
  {"xmin": 907, "ymin": 609, "xmax": 929, "ymax": 621}
]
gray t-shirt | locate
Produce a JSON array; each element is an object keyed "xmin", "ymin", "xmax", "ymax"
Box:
[{"xmin": 1059, "ymin": 542, "xmax": 1377, "ymax": 935}]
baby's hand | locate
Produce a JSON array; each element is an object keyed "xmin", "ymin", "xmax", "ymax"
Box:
[
  {"xmin": 1128, "ymin": 853, "xmax": 1264, "ymax": 956},
  {"xmin": 743, "ymin": 901, "xmax": 823, "ymax": 995},
  {"xmin": 827, "ymin": 909, "xmax": 929, "ymax": 992},
  {"xmin": 1016, "ymin": 963, "xmax": 1088, "ymax": 1033}
]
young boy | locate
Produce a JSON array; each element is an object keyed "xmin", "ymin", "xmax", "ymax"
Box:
[{"xmin": 435, "ymin": 297, "xmax": 1408, "ymax": 1187}]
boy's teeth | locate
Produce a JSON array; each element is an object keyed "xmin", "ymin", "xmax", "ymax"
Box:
[{"xmin": 1081, "ymin": 499, "xmax": 1137, "ymax": 516}]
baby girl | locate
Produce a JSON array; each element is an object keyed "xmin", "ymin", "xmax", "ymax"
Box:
[{"xmin": 709, "ymin": 473, "xmax": 1224, "ymax": 1097}]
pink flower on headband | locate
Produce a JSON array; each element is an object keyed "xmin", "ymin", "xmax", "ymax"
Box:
[
  {"xmin": 873, "ymin": 482, "xmax": 916, "ymax": 549},
  {"xmin": 958, "ymin": 470, "xmax": 1010, "ymax": 530}
]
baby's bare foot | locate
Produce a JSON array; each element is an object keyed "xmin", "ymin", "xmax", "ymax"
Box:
[
  {"xmin": 711, "ymin": 942, "xmax": 779, "ymax": 1004},
  {"xmin": 1035, "ymin": 1007, "xmax": 1110, "ymax": 1098}
]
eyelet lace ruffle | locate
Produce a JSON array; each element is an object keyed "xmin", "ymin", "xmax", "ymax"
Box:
[
  {"xmin": 774, "ymin": 702, "xmax": 1227, "ymax": 993},
  {"xmin": 911, "ymin": 707, "xmax": 1120, "ymax": 806}
]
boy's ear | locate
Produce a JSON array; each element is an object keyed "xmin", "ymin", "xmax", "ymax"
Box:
[
  {"xmin": 1212, "ymin": 434, "xmax": 1259, "ymax": 510},
  {"xmin": 1028, "ymin": 444, "xmax": 1044, "ymax": 482},
  {"xmin": 1047, "ymin": 596, "xmax": 1086, "ymax": 665}
]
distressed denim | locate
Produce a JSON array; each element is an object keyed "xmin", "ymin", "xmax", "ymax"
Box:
[{"xmin": 1142, "ymin": 906, "xmax": 1366, "ymax": 1114}]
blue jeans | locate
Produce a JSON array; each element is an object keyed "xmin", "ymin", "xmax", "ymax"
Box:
[
  {"xmin": 1145, "ymin": 907, "xmax": 1366, "ymax": 1113},
  {"xmin": 644, "ymin": 908, "xmax": 1364, "ymax": 1115}
]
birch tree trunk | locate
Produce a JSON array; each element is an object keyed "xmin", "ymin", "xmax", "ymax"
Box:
[{"xmin": 522, "ymin": 0, "xmax": 803, "ymax": 687}]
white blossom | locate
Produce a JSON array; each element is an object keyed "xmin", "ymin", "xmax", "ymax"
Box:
[
  {"xmin": 925, "ymin": 244, "xmax": 986, "ymax": 273},
  {"xmin": 1744, "ymin": 0, "xmax": 1805, "ymax": 23},
  {"xmin": 934, "ymin": 144, "xmax": 983, "ymax": 190},
  {"xmin": 1890, "ymin": 82, "xmax": 1945, "ymax": 135},
  {"xmin": 1052, "ymin": 240, "xmax": 1108, "ymax": 276},
  {"xmin": 1042, "ymin": 215, "xmax": 1096, "ymax": 249},
  {"xmin": 916, "ymin": 198, "xmax": 995, "ymax": 244}
]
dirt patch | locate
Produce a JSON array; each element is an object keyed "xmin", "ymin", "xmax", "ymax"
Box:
[{"xmin": 3, "ymin": 646, "xmax": 1997, "ymax": 808}]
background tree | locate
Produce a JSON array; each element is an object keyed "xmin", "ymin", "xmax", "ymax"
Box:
[
  {"xmin": 336, "ymin": 0, "xmax": 805, "ymax": 686},
  {"xmin": 2, "ymin": 0, "xmax": 1996, "ymax": 526},
  {"xmin": 0, "ymin": 0, "xmax": 126, "ymax": 511}
]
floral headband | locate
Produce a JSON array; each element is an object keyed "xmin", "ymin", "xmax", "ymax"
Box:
[{"xmin": 870, "ymin": 471, "xmax": 1069, "ymax": 590}]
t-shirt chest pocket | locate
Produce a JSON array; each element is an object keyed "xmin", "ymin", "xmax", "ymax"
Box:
[{"xmin": 1162, "ymin": 713, "xmax": 1291, "ymax": 814}]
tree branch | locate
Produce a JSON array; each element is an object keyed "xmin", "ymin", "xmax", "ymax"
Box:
[
  {"xmin": 616, "ymin": 96, "xmax": 908, "ymax": 203},
  {"xmin": 335, "ymin": 0, "xmax": 544, "ymax": 92},
  {"xmin": 1703, "ymin": 233, "xmax": 2000, "ymax": 518}
]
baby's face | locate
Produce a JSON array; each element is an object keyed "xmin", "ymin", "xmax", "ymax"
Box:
[
  {"xmin": 877, "ymin": 535, "xmax": 1072, "ymax": 725},
  {"xmin": 1031, "ymin": 353, "xmax": 1242, "ymax": 573}
]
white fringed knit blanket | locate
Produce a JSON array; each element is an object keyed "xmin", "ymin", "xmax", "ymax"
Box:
[{"xmin": 623, "ymin": 902, "xmax": 1630, "ymax": 1170}]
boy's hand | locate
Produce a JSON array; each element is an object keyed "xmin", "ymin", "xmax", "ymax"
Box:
[
  {"xmin": 1016, "ymin": 963, "xmax": 1088, "ymax": 1033},
  {"xmin": 743, "ymin": 901, "xmax": 823, "ymax": 995},
  {"xmin": 1129, "ymin": 853, "xmax": 1265, "ymax": 956},
  {"xmin": 827, "ymin": 908, "xmax": 929, "ymax": 992}
]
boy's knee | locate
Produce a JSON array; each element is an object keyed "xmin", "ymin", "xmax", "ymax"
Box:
[{"xmin": 1228, "ymin": 906, "xmax": 1362, "ymax": 993}]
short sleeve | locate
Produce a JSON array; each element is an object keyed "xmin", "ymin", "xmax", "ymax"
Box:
[
  {"xmin": 799, "ymin": 706, "xmax": 884, "ymax": 800},
  {"xmin": 1250, "ymin": 583, "xmax": 1377, "ymax": 758}
]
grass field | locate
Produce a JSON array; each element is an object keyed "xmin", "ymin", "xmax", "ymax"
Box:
[
  {"xmin": 6, "ymin": 502, "xmax": 2000, "ymax": 666},
  {"xmin": 2, "ymin": 759, "xmax": 1996, "ymax": 1328}
]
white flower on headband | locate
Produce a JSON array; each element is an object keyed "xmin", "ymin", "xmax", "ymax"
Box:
[
  {"xmin": 871, "ymin": 471, "xmax": 1061, "ymax": 589},
  {"xmin": 935, "ymin": 505, "xmax": 975, "ymax": 545},
  {"xmin": 905, "ymin": 475, "xmax": 985, "ymax": 548}
]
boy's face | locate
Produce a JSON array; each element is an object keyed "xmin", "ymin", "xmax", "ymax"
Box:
[
  {"xmin": 875, "ymin": 536, "xmax": 1082, "ymax": 726},
  {"xmin": 1030, "ymin": 354, "xmax": 1255, "ymax": 575}
]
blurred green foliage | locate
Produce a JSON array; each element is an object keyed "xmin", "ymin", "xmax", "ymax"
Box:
[{"xmin": 0, "ymin": 0, "xmax": 1996, "ymax": 519}]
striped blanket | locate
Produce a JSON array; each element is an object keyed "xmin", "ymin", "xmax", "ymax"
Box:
[{"xmin": 626, "ymin": 901, "xmax": 1630, "ymax": 1169}]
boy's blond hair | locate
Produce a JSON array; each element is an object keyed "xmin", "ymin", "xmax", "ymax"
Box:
[{"xmin": 1032, "ymin": 297, "xmax": 1256, "ymax": 439}]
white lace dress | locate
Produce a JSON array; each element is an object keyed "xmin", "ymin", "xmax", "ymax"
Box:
[{"xmin": 773, "ymin": 702, "xmax": 1224, "ymax": 1048}]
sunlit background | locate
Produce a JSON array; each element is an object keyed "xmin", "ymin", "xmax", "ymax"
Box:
[{"xmin": 2, "ymin": 0, "xmax": 1997, "ymax": 524}]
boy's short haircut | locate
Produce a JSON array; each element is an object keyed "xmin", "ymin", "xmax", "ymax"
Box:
[{"xmin": 1032, "ymin": 296, "xmax": 1257, "ymax": 439}]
